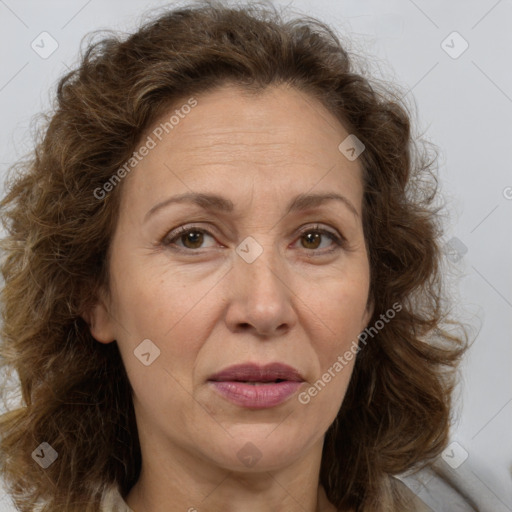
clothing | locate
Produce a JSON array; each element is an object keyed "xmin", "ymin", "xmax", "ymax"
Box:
[
  {"xmin": 100, "ymin": 485, "xmax": 134, "ymax": 512},
  {"xmin": 99, "ymin": 477, "xmax": 490, "ymax": 512},
  {"xmin": 399, "ymin": 459, "xmax": 510, "ymax": 511},
  {"xmin": 101, "ymin": 463, "xmax": 503, "ymax": 512}
]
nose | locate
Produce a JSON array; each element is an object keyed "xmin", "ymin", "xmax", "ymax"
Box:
[{"xmin": 223, "ymin": 240, "xmax": 297, "ymax": 338}]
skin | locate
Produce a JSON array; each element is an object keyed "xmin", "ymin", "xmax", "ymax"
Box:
[{"xmin": 87, "ymin": 83, "xmax": 373, "ymax": 512}]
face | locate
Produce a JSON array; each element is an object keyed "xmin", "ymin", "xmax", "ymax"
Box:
[{"xmin": 88, "ymin": 83, "xmax": 373, "ymax": 473}]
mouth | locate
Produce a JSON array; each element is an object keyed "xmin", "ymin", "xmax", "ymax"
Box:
[
  {"xmin": 207, "ymin": 362, "xmax": 304, "ymax": 409},
  {"xmin": 234, "ymin": 379, "xmax": 287, "ymax": 385},
  {"xmin": 208, "ymin": 362, "xmax": 304, "ymax": 383}
]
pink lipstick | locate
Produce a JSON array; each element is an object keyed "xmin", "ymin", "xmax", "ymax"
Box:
[{"xmin": 208, "ymin": 362, "xmax": 304, "ymax": 409}]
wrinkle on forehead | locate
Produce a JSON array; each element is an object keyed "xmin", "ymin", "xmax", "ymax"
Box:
[{"xmin": 120, "ymin": 83, "xmax": 364, "ymax": 221}]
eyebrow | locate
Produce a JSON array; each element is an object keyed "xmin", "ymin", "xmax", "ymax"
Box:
[{"xmin": 144, "ymin": 191, "xmax": 359, "ymax": 223}]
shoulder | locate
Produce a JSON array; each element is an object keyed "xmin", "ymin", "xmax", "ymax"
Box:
[
  {"xmin": 100, "ymin": 484, "xmax": 134, "ymax": 512},
  {"xmin": 399, "ymin": 459, "xmax": 503, "ymax": 511},
  {"xmin": 392, "ymin": 477, "xmax": 432, "ymax": 511},
  {"xmin": 318, "ymin": 479, "xmax": 431, "ymax": 512}
]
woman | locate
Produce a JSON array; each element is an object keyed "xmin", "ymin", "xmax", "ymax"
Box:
[{"xmin": 0, "ymin": 2, "xmax": 468, "ymax": 511}]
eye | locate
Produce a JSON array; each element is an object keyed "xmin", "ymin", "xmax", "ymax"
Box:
[
  {"xmin": 161, "ymin": 223, "xmax": 346, "ymax": 253},
  {"xmin": 162, "ymin": 226, "xmax": 217, "ymax": 250},
  {"xmin": 294, "ymin": 224, "xmax": 345, "ymax": 253}
]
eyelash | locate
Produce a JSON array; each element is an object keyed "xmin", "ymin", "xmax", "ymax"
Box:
[{"xmin": 161, "ymin": 224, "xmax": 346, "ymax": 255}]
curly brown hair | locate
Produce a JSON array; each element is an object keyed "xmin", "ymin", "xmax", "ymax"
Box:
[{"xmin": 0, "ymin": 1, "xmax": 468, "ymax": 511}]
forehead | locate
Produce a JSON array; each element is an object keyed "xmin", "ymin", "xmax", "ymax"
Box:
[{"xmin": 122, "ymin": 83, "xmax": 364, "ymax": 212}]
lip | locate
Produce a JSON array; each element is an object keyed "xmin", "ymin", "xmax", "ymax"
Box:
[{"xmin": 208, "ymin": 362, "xmax": 304, "ymax": 409}]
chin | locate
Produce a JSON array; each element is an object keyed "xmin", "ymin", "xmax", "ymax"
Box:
[{"xmin": 197, "ymin": 430, "xmax": 313, "ymax": 473}]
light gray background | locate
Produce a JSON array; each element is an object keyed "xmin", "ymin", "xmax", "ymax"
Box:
[{"xmin": 0, "ymin": 0, "xmax": 511, "ymax": 510}]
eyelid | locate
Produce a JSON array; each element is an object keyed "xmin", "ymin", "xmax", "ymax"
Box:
[
  {"xmin": 161, "ymin": 224, "xmax": 222, "ymax": 248},
  {"xmin": 296, "ymin": 223, "xmax": 345, "ymax": 242}
]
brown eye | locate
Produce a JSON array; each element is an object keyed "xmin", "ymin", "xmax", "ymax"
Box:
[
  {"xmin": 162, "ymin": 224, "xmax": 344, "ymax": 254},
  {"xmin": 180, "ymin": 230, "xmax": 205, "ymax": 249},
  {"xmin": 296, "ymin": 226, "xmax": 343, "ymax": 252},
  {"xmin": 163, "ymin": 227, "xmax": 217, "ymax": 250},
  {"xmin": 301, "ymin": 231, "xmax": 322, "ymax": 250}
]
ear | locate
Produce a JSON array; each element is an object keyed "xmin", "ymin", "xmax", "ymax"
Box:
[
  {"xmin": 362, "ymin": 294, "xmax": 374, "ymax": 329},
  {"xmin": 81, "ymin": 288, "xmax": 116, "ymax": 344}
]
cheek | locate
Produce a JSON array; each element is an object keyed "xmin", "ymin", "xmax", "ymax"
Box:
[
  {"xmin": 111, "ymin": 265, "xmax": 218, "ymax": 381},
  {"xmin": 303, "ymin": 271, "xmax": 369, "ymax": 406},
  {"xmin": 309, "ymin": 271, "xmax": 370, "ymax": 342},
  {"xmin": 111, "ymin": 269, "xmax": 209, "ymax": 426},
  {"xmin": 112, "ymin": 261, "xmax": 196, "ymax": 333}
]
